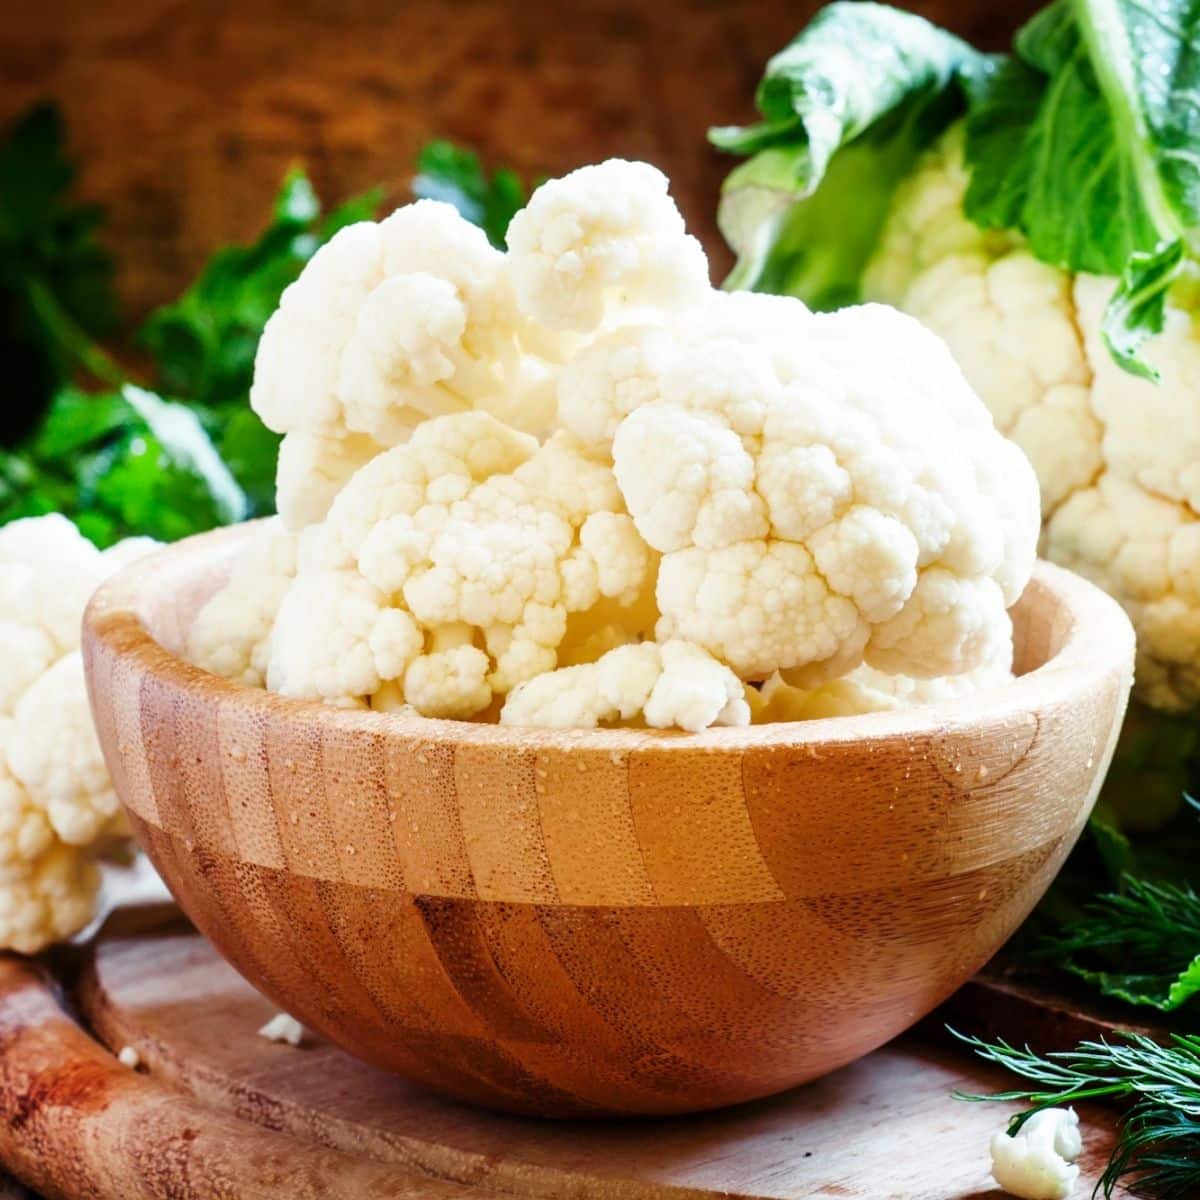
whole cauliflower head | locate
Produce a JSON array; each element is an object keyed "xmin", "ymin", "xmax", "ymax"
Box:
[
  {"xmin": 563, "ymin": 292, "xmax": 1039, "ymax": 683},
  {"xmin": 265, "ymin": 411, "xmax": 653, "ymax": 716},
  {"xmin": 865, "ymin": 126, "xmax": 1200, "ymax": 712}
]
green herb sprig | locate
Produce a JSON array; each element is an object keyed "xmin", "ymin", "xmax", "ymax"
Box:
[
  {"xmin": 1037, "ymin": 877, "xmax": 1200, "ymax": 1012},
  {"xmin": 1, "ymin": 106, "xmax": 525, "ymax": 547},
  {"xmin": 0, "ymin": 103, "xmax": 383, "ymax": 545},
  {"xmin": 957, "ymin": 1029, "xmax": 1200, "ymax": 1199}
]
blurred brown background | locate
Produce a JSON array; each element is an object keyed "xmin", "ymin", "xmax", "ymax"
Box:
[{"xmin": 0, "ymin": 0, "xmax": 1038, "ymax": 320}]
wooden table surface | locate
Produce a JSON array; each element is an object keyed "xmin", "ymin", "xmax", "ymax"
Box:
[
  {"xmin": 0, "ymin": 2, "xmax": 1112, "ymax": 1193},
  {"xmin": 0, "ymin": 925, "xmax": 1127, "ymax": 1200},
  {"xmin": 0, "ymin": 0, "xmax": 1040, "ymax": 320}
]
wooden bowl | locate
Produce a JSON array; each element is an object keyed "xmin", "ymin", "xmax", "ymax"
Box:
[{"xmin": 83, "ymin": 524, "xmax": 1134, "ymax": 1118}]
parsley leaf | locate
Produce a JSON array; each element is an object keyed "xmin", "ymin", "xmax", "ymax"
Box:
[{"xmin": 0, "ymin": 103, "xmax": 118, "ymax": 445}]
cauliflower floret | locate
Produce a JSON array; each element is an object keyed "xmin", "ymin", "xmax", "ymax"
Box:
[
  {"xmin": 597, "ymin": 301, "xmax": 1038, "ymax": 683},
  {"xmin": 0, "ymin": 519, "xmax": 157, "ymax": 952},
  {"xmin": 863, "ymin": 128, "xmax": 1200, "ymax": 714},
  {"xmin": 188, "ymin": 521, "xmax": 299, "ymax": 687},
  {"xmin": 0, "ymin": 513, "xmax": 107, "ymax": 656},
  {"xmin": 754, "ymin": 618, "xmax": 1014, "ymax": 721},
  {"xmin": 643, "ymin": 640, "xmax": 751, "ymax": 730},
  {"xmin": 506, "ymin": 159, "xmax": 710, "ymax": 333},
  {"xmin": 0, "ymin": 721, "xmax": 54, "ymax": 880},
  {"xmin": 501, "ymin": 639, "xmax": 747, "ymax": 732},
  {"xmin": 275, "ymin": 431, "xmax": 384, "ymax": 531},
  {"xmin": 251, "ymin": 200, "xmax": 547, "ymax": 447},
  {"xmin": 267, "ymin": 411, "xmax": 654, "ymax": 714},
  {"xmin": 267, "ymin": 570, "xmax": 424, "ymax": 703},
  {"xmin": 0, "ymin": 841, "xmax": 100, "ymax": 956},
  {"xmin": 556, "ymin": 324, "xmax": 673, "ymax": 449},
  {"xmin": 403, "ymin": 645, "xmax": 493, "ymax": 719},
  {"xmin": 8, "ymin": 653, "xmax": 126, "ymax": 847},
  {"xmin": 990, "ymin": 1108, "xmax": 1082, "ymax": 1200},
  {"xmin": 0, "ymin": 620, "xmax": 57, "ymax": 719}
]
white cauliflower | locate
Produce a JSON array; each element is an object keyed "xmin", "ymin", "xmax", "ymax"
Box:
[
  {"xmin": 8, "ymin": 653, "xmax": 126, "ymax": 847},
  {"xmin": 274, "ymin": 432, "xmax": 383, "ymax": 531},
  {"xmin": 251, "ymin": 200, "xmax": 565, "ymax": 531},
  {"xmin": 195, "ymin": 157, "xmax": 1036, "ymax": 733},
  {"xmin": 253, "ymin": 201, "xmax": 524, "ymax": 441},
  {"xmin": 0, "ymin": 721, "xmax": 54, "ymax": 879},
  {"xmin": 752, "ymin": 619, "xmax": 1014, "ymax": 721},
  {"xmin": 188, "ymin": 520, "xmax": 299, "ymax": 687},
  {"xmin": 864, "ymin": 128, "xmax": 1200, "ymax": 712},
  {"xmin": 403, "ymin": 644, "xmax": 493, "ymax": 719},
  {"xmin": 990, "ymin": 1108, "xmax": 1082, "ymax": 1200},
  {"xmin": 258, "ymin": 1011, "xmax": 306, "ymax": 1046},
  {"xmin": 500, "ymin": 639, "xmax": 749, "ymax": 732},
  {"xmin": 0, "ymin": 516, "xmax": 157, "ymax": 952},
  {"xmin": 0, "ymin": 513, "xmax": 109, "ymax": 658},
  {"xmin": 571, "ymin": 295, "xmax": 1039, "ymax": 684},
  {"xmin": 506, "ymin": 159, "xmax": 710, "ymax": 332},
  {"xmin": 264, "ymin": 411, "xmax": 652, "ymax": 716},
  {"xmin": 0, "ymin": 841, "xmax": 101, "ymax": 957}
]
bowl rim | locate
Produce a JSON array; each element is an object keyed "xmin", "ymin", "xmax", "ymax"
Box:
[{"xmin": 84, "ymin": 522, "xmax": 1136, "ymax": 754}]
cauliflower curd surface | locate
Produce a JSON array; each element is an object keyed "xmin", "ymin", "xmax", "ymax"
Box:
[
  {"xmin": 865, "ymin": 127, "xmax": 1200, "ymax": 712},
  {"xmin": 0, "ymin": 515, "xmax": 157, "ymax": 952},
  {"xmin": 192, "ymin": 158, "xmax": 1039, "ymax": 732}
]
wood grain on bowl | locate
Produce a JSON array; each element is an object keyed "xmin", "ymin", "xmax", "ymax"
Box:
[{"xmin": 82, "ymin": 524, "xmax": 1135, "ymax": 1117}]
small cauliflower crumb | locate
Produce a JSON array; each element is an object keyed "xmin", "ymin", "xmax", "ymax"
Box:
[
  {"xmin": 258, "ymin": 1011, "xmax": 306, "ymax": 1047},
  {"xmin": 117, "ymin": 1045, "xmax": 141, "ymax": 1070},
  {"xmin": 990, "ymin": 1108, "xmax": 1082, "ymax": 1200}
]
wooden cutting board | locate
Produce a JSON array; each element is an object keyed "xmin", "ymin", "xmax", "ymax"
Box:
[{"xmin": 0, "ymin": 925, "xmax": 1126, "ymax": 1200}]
